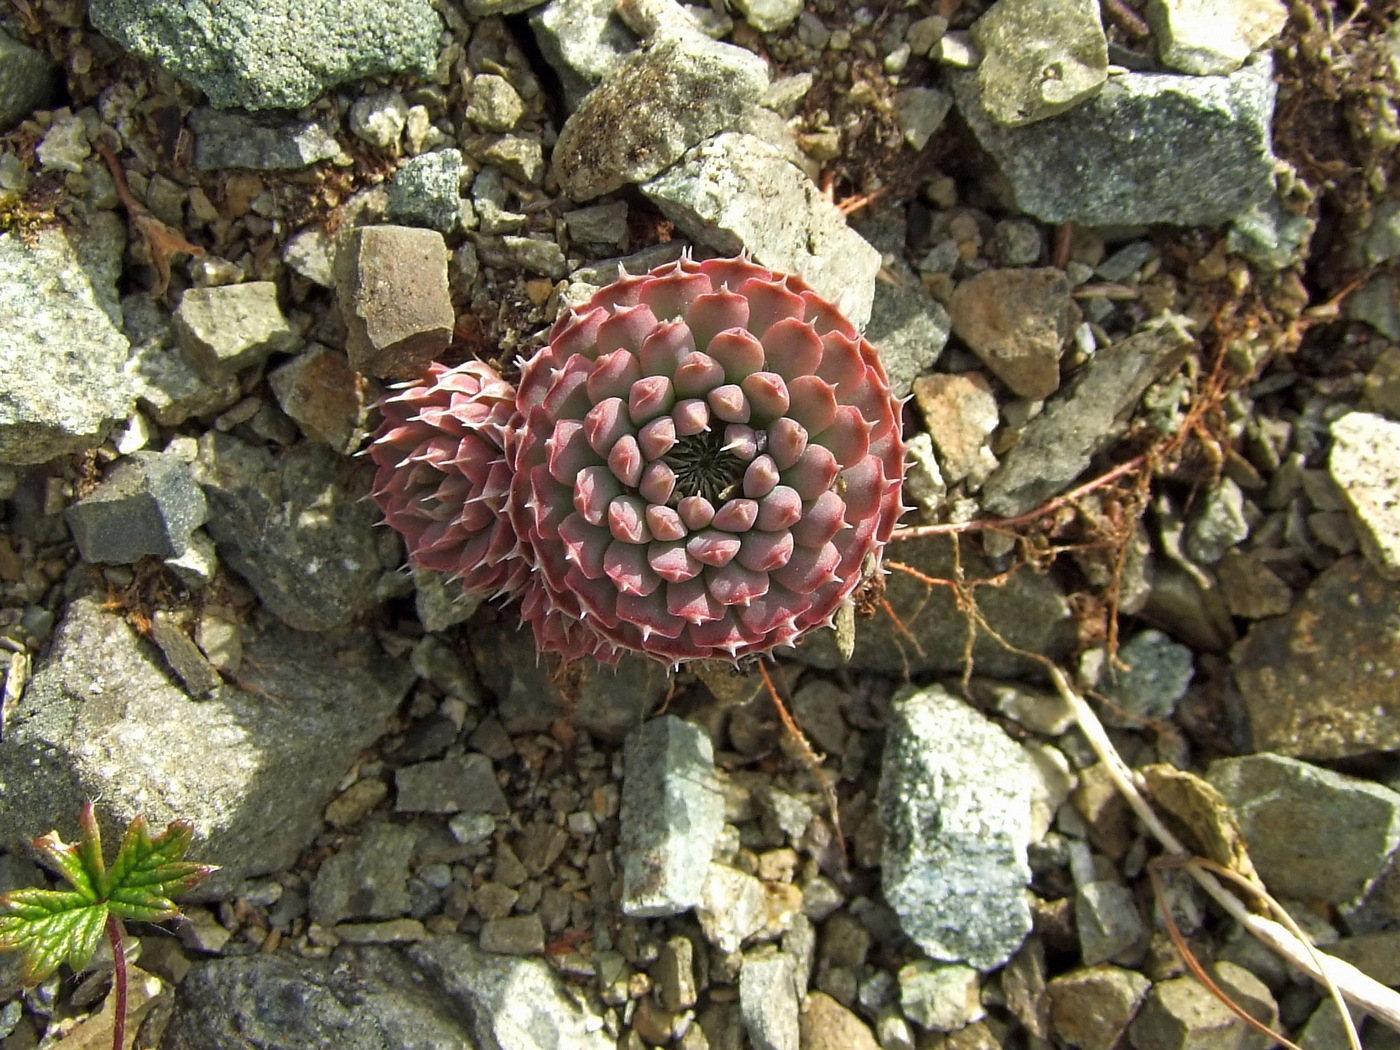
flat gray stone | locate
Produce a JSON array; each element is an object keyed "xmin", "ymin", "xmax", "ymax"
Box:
[
  {"xmin": 970, "ymin": 0, "xmax": 1107, "ymax": 126},
  {"xmin": 740, "ymin": 953, "xmax": 800, "ymax": 1050},
  {"xmin": 64, "ymin": 451, "xmax": 207, "ymax": 564},
  {"xmin": 864, "ymin": 263, "xmax": 951, "ymax": 399},
  {"xmin": 696, "ymin": 863, "xmax": 768, "ymax": 953},
  {"xmin": 530, "ymin": 0, "xmax": 638, "ymax": 109},
  {"xmin": 163, "ymin": 950, "xmax": 473, "ymax": 1050},
  {"xmin": 898, "ymin": 960, "xmax": 984, "ymax": 1032},
  {"xmin": 948, "ymin": 267, "xmax": 1074, "ymax": 400},
  {"xmin": 0, "ymin": 213, "xmax": 132, "ymax": 464},
  {"xmin": 620, "ymin": 716, "xmax": 725, "ymax": 917},
  {"xmin": 1047, "ymin": 965, "xmax": 1150, "ymax": 1050},
  {"xmin": 1231, "ymin": 557, "xmax": 1400, "ymax": 758},
  {"xmin": 407, "ymin": 935, "xmax": 613, "ymax": 1050},
  {"xmin": 194, "ymin": 432, "xmax": 395, "ymax": 632},
  {"xmin": 880, "ymin": 685, "xmax": 1035, "ymax": 970},
  {"xmin": 173, "ymin": 281, "xmax": 298, "ymax": 381},
  {"xmin": 394, "ymin": 752, "xmax": 510, "ymax": 815},
  {"xmin": 952, "ymin": 55, "xmax": 1277, "ymax": 226},
  {"xmin": 122, "ymin": 292, "xmax": 242, "ymax": 426},
  {"xmin": 0, "ymin": 29, "xmax": 58, "ymax": 131},
  {"xmin": 310, "ymin": 821, "xmax": 418, "ymax": 925},
  {"xmin": 553, "ymin": 33, "xmax": 769, "ymax": 201},
  {"xmin": 1130, "ymin": 975, "xmax": 1249, "ymax": 1050},
  {"xmin": 189, "ymin": 107, "xmax": 342, "ymax": 170},
  {"xmin": 0, "ymin": 594, "xmax": 412, "ymax": 897},
  {"xmin": 480, "ymin": 914, "xmax": 546, "ymax": 956},
  {"xmin": 386, "ymin": 149, "xmax": 465, "ymax": 234},
  {"xmin": 89, "ymin": 0, "xmax": 442, "ymax": 111},
  {"xmin": 1207, "ymin": 753, "xmax": 1400, "ymax": 905},
  {"xmin": 642, "ymin": 132, "xmax": 881, "ymax": 328},
  {"xmin": 982, "ymin": 316, "xmax": 1194, "ymax": 517},
  {"xmin": 1098, "ymin": 628, "xmax": 1194, "ymax": 725},
  {"xmin": 1076, "ymin": 880, "xmax": 1145, "ymax": 966},
  {"xmin": 1329, "ymin": 411, "xmax": 1400, "ymax": 578}
]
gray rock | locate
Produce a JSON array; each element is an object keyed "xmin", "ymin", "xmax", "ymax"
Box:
[
  {"xmin": 1215, "ymin": 550, "xmax": 1292, "ymax": 619},
  {"xmin": 561, "ymin": 201, "xmax": 631, "ymax": 247},
  {"xmin": 898, "ymin": 960, "xmax": 984, "ymax": 1032},
  {"xmin": 1147, "ymin": 0, "xmax": 1287, "ymax": 76},
  {"xmin": 310, "ymin": 821, "xmax": 418, "ymax": 925},
  {"xmin": 395, "ymin": 752, "xmax": 510, "ymax": 815},
  {"xmin": 1207, "ymin": 753, "xmax": 1400, "ymax": 905},
  {"xmin": 122, "ymin": 292, "xmax": 242, "ymax": 425},
  {"xmin": 1098, "ymin": 629, "xmax": 1194, "ymax": 724},
  {"xmin": 480, "ymin": 914, "xmax": 546, "ymax": 956},
  {"xmin": 794, "ymin": 532, "xmax": 1076, "ymax": 678},
  {"xmin": 465, "ymin": 74, "xmax": 526, "ymax": 132},
  {"xmin": 0, "ymin": 595, "xmax": 412, "ymax": 896},
  {"xmin": 1227, "ymin": 196, "xmax": 1315, "ymax": 271},
  {"xmin": 696, "ymin": 862, "xmax": 768, "ymax": 953},
  {"xmin": 338, "ymin": 224, "xmax": 454, "ymax": 380},
  {"xmin": 475, "ymin": 234, "xmax": 568, "ymax": 279},
  {"xmin": 188, "ymin": 107, "xmax": 341, "ymax": 170},
  {"xmin": 1346, "ymin": 273, "xmax": 1400, "ymax": 341},
  {"xmin": 864, "ymin": 263, "xmax": 951, "ymax": 399},
  {"xmin": 89, "ymin": 0, "xmax": 441, "ymax": 111},
  {"xmin": 1231, "ymin": 557, "xmax": 1400, "ymax": 758},
  {"xmin": 0, "ymin": 213, "xmax": 132, "ymax": 465},
  {"xmin": 471, "ymin": 613, "xmax": 668, "ymax": 742},
  {"xmin": 0, "ymin": 29, "xmax": 58, "ymax": 131},
  {"xmin": 1358, "ymin": 198, "xmax": 1400, "ymax": 267},
  {"xmin": 1076, "ymin": 881, "xmax": 1145, "ymax": 966},
  {"xmin": 740, "ymin": 952, "xmax": 800, "ymax": 1050},
  {"xmin": 1047, "ymin": 965, "xmax": 1150, "ymax": 1050},
  {"xmin": 173, "ymin": 281, "xmax": 298, "ymax": 381},
  {"xmin": 982, "ymin": 315, "xmax": 1194, "ymax": 516},
  {"xmin": 952, "ymin": 55, "xmax": 1277, "ymax": 226},
  {"xmin": 893, "ymin": 86, "xmax": 953, "ymax": 151},
  {"xmin": 880, "ymin": 685, "xmax": 1035, "ymax": 970},
  {"xmin": 162, "ymin": 949, "xmax": 473, "ymax": 1050},
  {"xmin": 949, "ymin": 267, "xmax": 1074, "ymax": 400},
  {"xmin": 148, "ymin": 612, "xmax": 223, "ymax": 698},
  {"xmin": 1183, "ymin": 476, "xmax": 1250, "ymax": 564},
  {"xmin": 348, "ymin": 89, "xmax": 409, "ymax": 150},
  {"xmin": 530, "ymin": 0, "xmax": 638, "ymax": 109},
  {"xmin": 553, "ymin": 33, "xmax": 769, "ymax": 201},
  {"xmin": 407, "ymin": 935, "xmax": 613, "ymax": 1050},
  {"xmin": 387, "ymin": 149, "xmax": 465, "ymax": 234},
  {"xmin": 1129, "ymin": 975, "xmax": 1249, "ymax": 1050},
  {"xmin": 194, "ymin": 432, "xmax": 394, "ymax": 632},
  {"xmin": 619, "ymin": 715, "xmax": 725, "ymax": 916},
  {"xmin": 733, "ymin": 0, "xmax": 801, "ymax": 32},
  {"xmin": 1329, "ymin": 412, "xmax": 1400, "ymax": 578},
  {"xmin": 970, "ymin": 0, "xmax": 1107, "ymax": 126},
  {"xmin": 642, "ymin": 132, "xmax": 881, "ymax": 328},
  {"xmin": 64, "ymin": 451, "xmax": 207, "ymax": 564}
]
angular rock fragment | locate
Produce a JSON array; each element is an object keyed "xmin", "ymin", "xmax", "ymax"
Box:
[
  {"xmin": 619, "ymin": 716, "xmax": 725, "ymax": 916},
  {"xmin": 982, "ymin": 316, "xmax": 1194, "ymax": 516},
  {"xmin": 310, "ymin": 821, "xmax": 418, "ymax": 925},
  {"xmin": 553, "ymin": 33, "xmax": 769, "ymax": 201},
  {"xmin": 0, "ymin": 214, "xmax": 131, "ymax": 464},
  {"xmin": 1047, "ymin": 965, "xmax": 1150, "ymax": 1050},
  {"xmin": 1147, "ymin": 0, "xmax": 1288, "ymax": 76},
  {"xmin": 642, "ymin": 132, "xmax": 880, "ymax": 327},
  {"xmin": 173, "ymin": 282, "xmax": 298, "ymax": 381},
  {"xmin": 189, "ymin": 108, "xmax": 341, "ymax": 170},
  {"xmin": 970, "ymin": 0, "xmax": 1108, "ymax": 126},
  {"xmin": 531, "ymin": 0, "xmax": 638, "ymax": 108},
  {"xmin": 880, "ymin": 685, "xmax": 1035, "ymax": 970},
  {"xmin": 1231, "ymin": 557, "xmax": 1400, "ymax": 758},
  {"xmin": 952, "ymin": 56, "xmax": 1277, "ymax": 226},
  {"xmin": 0, "ymin": 29, "xmax": 59, "ymax": 130},
  {"xmin": 1207, "ymin": 752, "xmax": 1400, "ymax": 904},
  {"xmin": 949, "ymin": 267, "xmax": 1074, "ymax": 400},
  {"xmin": 338, "ymin": 224, "xmax": 454, "ymax": 380},
  {"xmin": 1329, "ymin": 411, "xmax": 1400, "ymax": 578},
  {"xmin": 268, "ymin": 344, "xmax": 363, "ymax": 452},
  {"xmin": 65, "ymin": 451, "xmax": 207, "ymax": 563},
  {"xmin": 89, "ymin": 0, "xmax": 441, "ymax": 111},
  {"xmin": 0, "ymin": 595, "xmax": 412, "ymax": 895},
  {"xmin": 739, "ymin": 952, "xmax": 800, "ymax": 1050}
]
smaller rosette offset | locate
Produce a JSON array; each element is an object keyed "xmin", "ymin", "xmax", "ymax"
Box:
[
  {"xmin": 368, "ymin": 360, "xmax": 530, "ymax": 599},
  {"xmin": 512, "ymin": 255, "xmax": 905, "ymax": 664}
]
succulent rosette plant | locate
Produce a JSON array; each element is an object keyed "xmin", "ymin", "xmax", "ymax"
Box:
[
  {"xmin": 510, "ymin": 255, "xmax": 906, "ymax": 664},
  {"xmin": 368, "ymin": 359, "xmax": 530, "ymax": 599}
]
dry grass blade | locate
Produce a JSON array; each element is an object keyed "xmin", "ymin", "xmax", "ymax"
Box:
[{"xmin": 1047, "ymin": 665, "xmax": 1400, "ymax": 1037}]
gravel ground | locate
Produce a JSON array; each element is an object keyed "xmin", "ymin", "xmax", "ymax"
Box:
[{"xmin": 1, "ymin": 1, "xmax": 1399, "ymax": 1049}]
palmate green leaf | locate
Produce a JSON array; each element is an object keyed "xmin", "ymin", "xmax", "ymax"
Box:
[
  {"xmin": 0, "ymin": 891, "xmax": 108, "ymax": 985},
  {"xmin": 0, "ymin": 804, "xmax": 215, "ymax": 986}
]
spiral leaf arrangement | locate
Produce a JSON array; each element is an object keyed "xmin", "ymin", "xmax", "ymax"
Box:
[{"xmin": 369, "ymin": 256, "xmax": 906, "ymax": 665}]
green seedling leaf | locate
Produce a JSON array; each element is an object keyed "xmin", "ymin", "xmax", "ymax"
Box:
[{"xmin": 0, "ymin": 802, "xmax": 216, "ymax": 985}]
